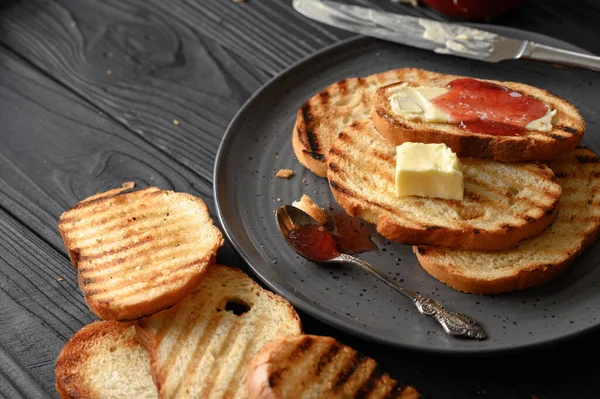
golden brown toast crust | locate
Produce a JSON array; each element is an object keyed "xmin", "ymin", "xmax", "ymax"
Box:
[
  {"xmin": 293, "ymin": 69, "xmax": 411, "ymax": 177},
  {"xmin": 135, "ymin": 265, "xmax": 302, "ymax": 399},
  {"xmin": 55, "ymin": 320, "xmax": 154, "ymax": 399},
  {"xmin": 58, "ymin": 183, "xmax": 223, "ymax": 321},
  {"xmin": 415, "ymin": 147, "xmax": 600, "ymax": 294},
  {"xmin": 372, "ymin": 69, "xmax": 585, "ymax": 162},
  {"xmin": 327, "ymin": 119, "xmax": 561, "ymax": 250},
  {"xmin": 247, "ymin": 335, "xmax": 420, "ymax": 399}
]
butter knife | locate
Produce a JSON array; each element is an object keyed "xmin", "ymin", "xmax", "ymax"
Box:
[{"xmin": 293, "ymin": 0, "xmax": 600, "ymax": 71}]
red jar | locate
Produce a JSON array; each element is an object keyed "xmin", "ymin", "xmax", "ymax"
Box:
[{"xmin": 422, "ymin": 0, "xmax": 525, "ymax": 20}]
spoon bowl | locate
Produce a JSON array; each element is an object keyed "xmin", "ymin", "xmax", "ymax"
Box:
[{"xmin": 276, "ymin": 204, "xmax": 487, "ymax": 340}]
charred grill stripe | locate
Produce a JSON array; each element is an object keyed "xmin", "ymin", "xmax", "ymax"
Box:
[
  {"xmin": 174, "ymin": 310, "xmax": 228, "ymax": 397},
  {"xmin": 221, "ymin": 322, "xmax": 268, "ymax": 397},
  {"xmin": 316, "ymin": 343, "xmax": 341, "ymax": 376},
  {"xmin": 332, "ymin": 352, "xmax": 365, "ymax": 391},
  {"xmin": 548, "ymin": 133, "xmax": 565, "ymax": 140},
  {"xmin": 329, "ymin": 162, "xmax": 340, "ymax": 173},
  {"xmin": 288, "ymin": 335, "xmax": 314, "ymax": 361},
  {"xmin": 545, "ymin": 203, "xmax": 558, "ymax": 215},
  {"xmin": 576, "ymin": 155, "xmax": 600, "ymax": 164},
  {"xmin": 84, "ymin": 258, "xmax": 205, "ymax": 299},
  {"xmin": 201, "ymin": 313, "xmax": 261, "ymax": 398},
  {"xmin": 63, "ymin": 189, "xmax": 163, "ymax": 220},
  {"xmin": 82, "ymin": 242, "xmax": 203, "ymax": 277},
  {"xmin": 328, "ymin": 180, "xmax": 396, "ymax": 214},
  {"xmin": 355, "ymin": 366, "xmax": 378, "ymax": 398},
  {"xmin": 79, "ymin": 235, "xmax": 153, "ymax": 261},
  {"xmin": 384, "ymin": 383, "xmax": 409, "ymax": 399},
  {"xmin": 426, "ymin": 225, "xmax": 442, "ymax": 231},
  {"xmin": 301, "ymin": 103, "xmax": 324, "ymax": 161},
  {"xmin": 318, "ymin": 90, "xmax": 329, "ymax": 103},
  {"xmin": 556, "ymin": 125, "xmax": 578, "ymax": 134}
]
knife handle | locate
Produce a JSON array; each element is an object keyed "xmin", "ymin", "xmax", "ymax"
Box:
[{"xmin": 523, "ymin": 42, "xmax": 600, "ymax": 72}]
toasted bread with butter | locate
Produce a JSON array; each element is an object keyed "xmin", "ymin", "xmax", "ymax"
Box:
[
  {"xmin": 371, "ymin": 68, "xmax": 585, "ymax": 162},
  {"xmin": 293, "ymin": 69, "xmax": 411, "ymax": 177},
  {"xmin": 55, "ymin": 320, "xmax": 157, "ymax": 399},
  {"xmin": 58, "ymin": 182, "xmax": 223, "ymax": 321},
  {"xmin": 247, "ymin": 334, "xmax": 420, "ymax": 399},
  {"xmin": 327, "ymin": 119, "xmax": 561, "ymax": 251},
  {"xmin": 136, "ymin": 265, "xmax": 302, "ymax": 399},
  {"xmin": 415, "ymin": 147, "xmax": 600, "ymax": 294}
]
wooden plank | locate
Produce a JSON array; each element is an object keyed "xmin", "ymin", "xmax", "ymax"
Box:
[
  {"xmin": 0, "ymin": 0, "xmax": 280, "ymax": 183},
  {"xmin": 0, "ymin": 207, "xmax": 92, "ymax": 397}
]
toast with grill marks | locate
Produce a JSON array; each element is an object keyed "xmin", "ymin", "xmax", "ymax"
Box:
[
  {"xmin": 293, "ymin": 69, "xmax": 412, "ymax": 177},
  {"xmin": 415, "ymin": 147, "xmax": 600, "ymax": 294},
  {"xmin": 247, "ymin": 335, "xmax": 420, "ymax": 399},
  {"xmin": 58, "ymin": 182, "xmax": 223, "ymax": 321},
  {"xmin": 327, "ymin": 119, "xmax": 561, "ymax": 251},
  {"xmin": 135, "ymin": 265, "xmax": 302, "ymax": 399},
  {"xmin": 372, "ymin": 68, "xmax": 585, "ymax": 162},
  {"xmin": 55, "ymin": 320, "xmax": 157, "ymax": 399}
]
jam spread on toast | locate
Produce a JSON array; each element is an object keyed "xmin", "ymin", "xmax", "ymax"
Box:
[
  {"xmin": 289, "ymin": 225, "xmax": 339, "ymax": 261},
  {"xmin": 432, "ymin": 78, "xmax": 548, "ymax": 136}
]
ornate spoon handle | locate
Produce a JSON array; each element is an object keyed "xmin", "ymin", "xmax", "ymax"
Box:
[{"xmin": 338, "ymin": 253, "xmax": 486, "ymax": 340}]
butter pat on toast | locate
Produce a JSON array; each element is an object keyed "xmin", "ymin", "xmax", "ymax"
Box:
[
  {"xmin": 415, "ymin": 147, "xmax": 600, "ymax": 294},
  {"xmin": 327, "ymin": 119, "xmax": 561, "ymax": 250},
  {"xmin": 136, "ymin": 265, "xmax": 302, "ymax": 399},
  {"xmin": 372, "ymin": 68, "xmax": 585, "ymax": 162},
  {"xmin": 293, "ymin": 69, "xmax": 411, "ymax": 177},
  {"xmin": 247, "ymin": 335, "xmax": 420, "ymax": 399},
  {"xmin": 55, "ymin": 320, "xmax": 157, "ymax": 399},
  {"xmin": 58, "ymin": 183, "xmax": 223, "ymax": 320}
]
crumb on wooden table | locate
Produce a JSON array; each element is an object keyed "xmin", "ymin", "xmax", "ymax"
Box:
[
  {"xmin": 57, "ymin": 277, "xmax": 64, "ymax": 282},
  {"xmin": 173, "ymin": 119, "xmax": 180, "ymax": 126},
  {"xmin": 276, "ymin": 169, "xmax": 294, "ymax": 179}
]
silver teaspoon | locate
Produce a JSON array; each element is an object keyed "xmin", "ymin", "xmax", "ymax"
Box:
[{"xmin": 276, "ymin": 205, "xmax": 486, "ymax": 340}]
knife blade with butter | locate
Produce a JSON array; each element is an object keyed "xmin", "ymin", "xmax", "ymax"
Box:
[{"xmin": 293, "ymin": 0, "xmax": 600, "ymax": 72}]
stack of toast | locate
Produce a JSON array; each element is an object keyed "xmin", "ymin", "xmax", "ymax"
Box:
[
  {"xmin": 293, "ymin": 67, "xmax": 600, "ymax": 294},
  {"xmin": 54, "ymin": 183, "xmax": 420, "ymax": 398}
]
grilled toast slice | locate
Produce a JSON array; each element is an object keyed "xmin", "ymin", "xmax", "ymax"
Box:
[
  {"xmin": 327, "ymin": 119, "xmax": 561, "ymax": 251},
  {"xmin": 247, "ymin": 335, "xmax": 420, "ymax": 399},
  {"xmin": 55, "ymin": 320, "xmax": 157, "ymax": 399},
  {"xmin": 58, "ymin": 183, "xmax": 223, "ymax": 321},
  {"xmin": 136, "ymin": 265, "xmax": 302, "ymax": 399},
  {"xmin": 371, "ymin": 68, "xmax": 585, "ymax": 162},
  {"xmin": 415, "ymin": 147, "xmax": 600, "ymax": 294},
  {"xmin": 293, "ymin": 69, "xmax": 411, "ymax": 177}
]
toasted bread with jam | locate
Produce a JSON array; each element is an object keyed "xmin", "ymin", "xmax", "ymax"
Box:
[
  {"xmin": 415, "ymin": 147, "xmax": 600, "ymax": 294},
  {"xmin": 327, "ymin": 119, "xmax": 561, "ymax": 251},
  {"xmin": 247, "ymin": 335, "xmax": 420, "ymax": 399},
  {"xmin": 136, "ymin": 265, "xmax": 302, "ymax": 399},
  {"xmin": 371, "ymin": 68, "xmax": 585, "ymax": 162},
  {"xmin": 55, "ymin": 320, "xmax": 157, "ymax": 399},
  {"xmin": 293, "ymin": 69, "xmax": 411, "ymax": 177},
  {"xmin": 58, "ymin": 182, "xmax": 223, "ymax": 321}
]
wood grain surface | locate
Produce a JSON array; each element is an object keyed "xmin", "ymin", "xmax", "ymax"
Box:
[{"xmin": 1, "ymin": 0, "xmax": 600, "ymax": 398}]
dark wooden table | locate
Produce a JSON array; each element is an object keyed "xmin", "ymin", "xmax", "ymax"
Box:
[{"xmin": 1, "ymin": 0, "xmax": 600, "ymax": 398}]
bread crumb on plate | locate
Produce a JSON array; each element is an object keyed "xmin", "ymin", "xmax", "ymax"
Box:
[{"xmin": 276, "ymin": 169, "xmax": 294, "ymax": 179}]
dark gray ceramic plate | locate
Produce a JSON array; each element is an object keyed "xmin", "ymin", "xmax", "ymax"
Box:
[{"xmin": 214, "ymin": 26, "xmax": 600, "ymax": 355}]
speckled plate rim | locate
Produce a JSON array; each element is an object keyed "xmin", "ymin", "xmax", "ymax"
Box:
[{"xmin": 214, "ymin": 26, "xmax": 595, "ymax": 356}]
